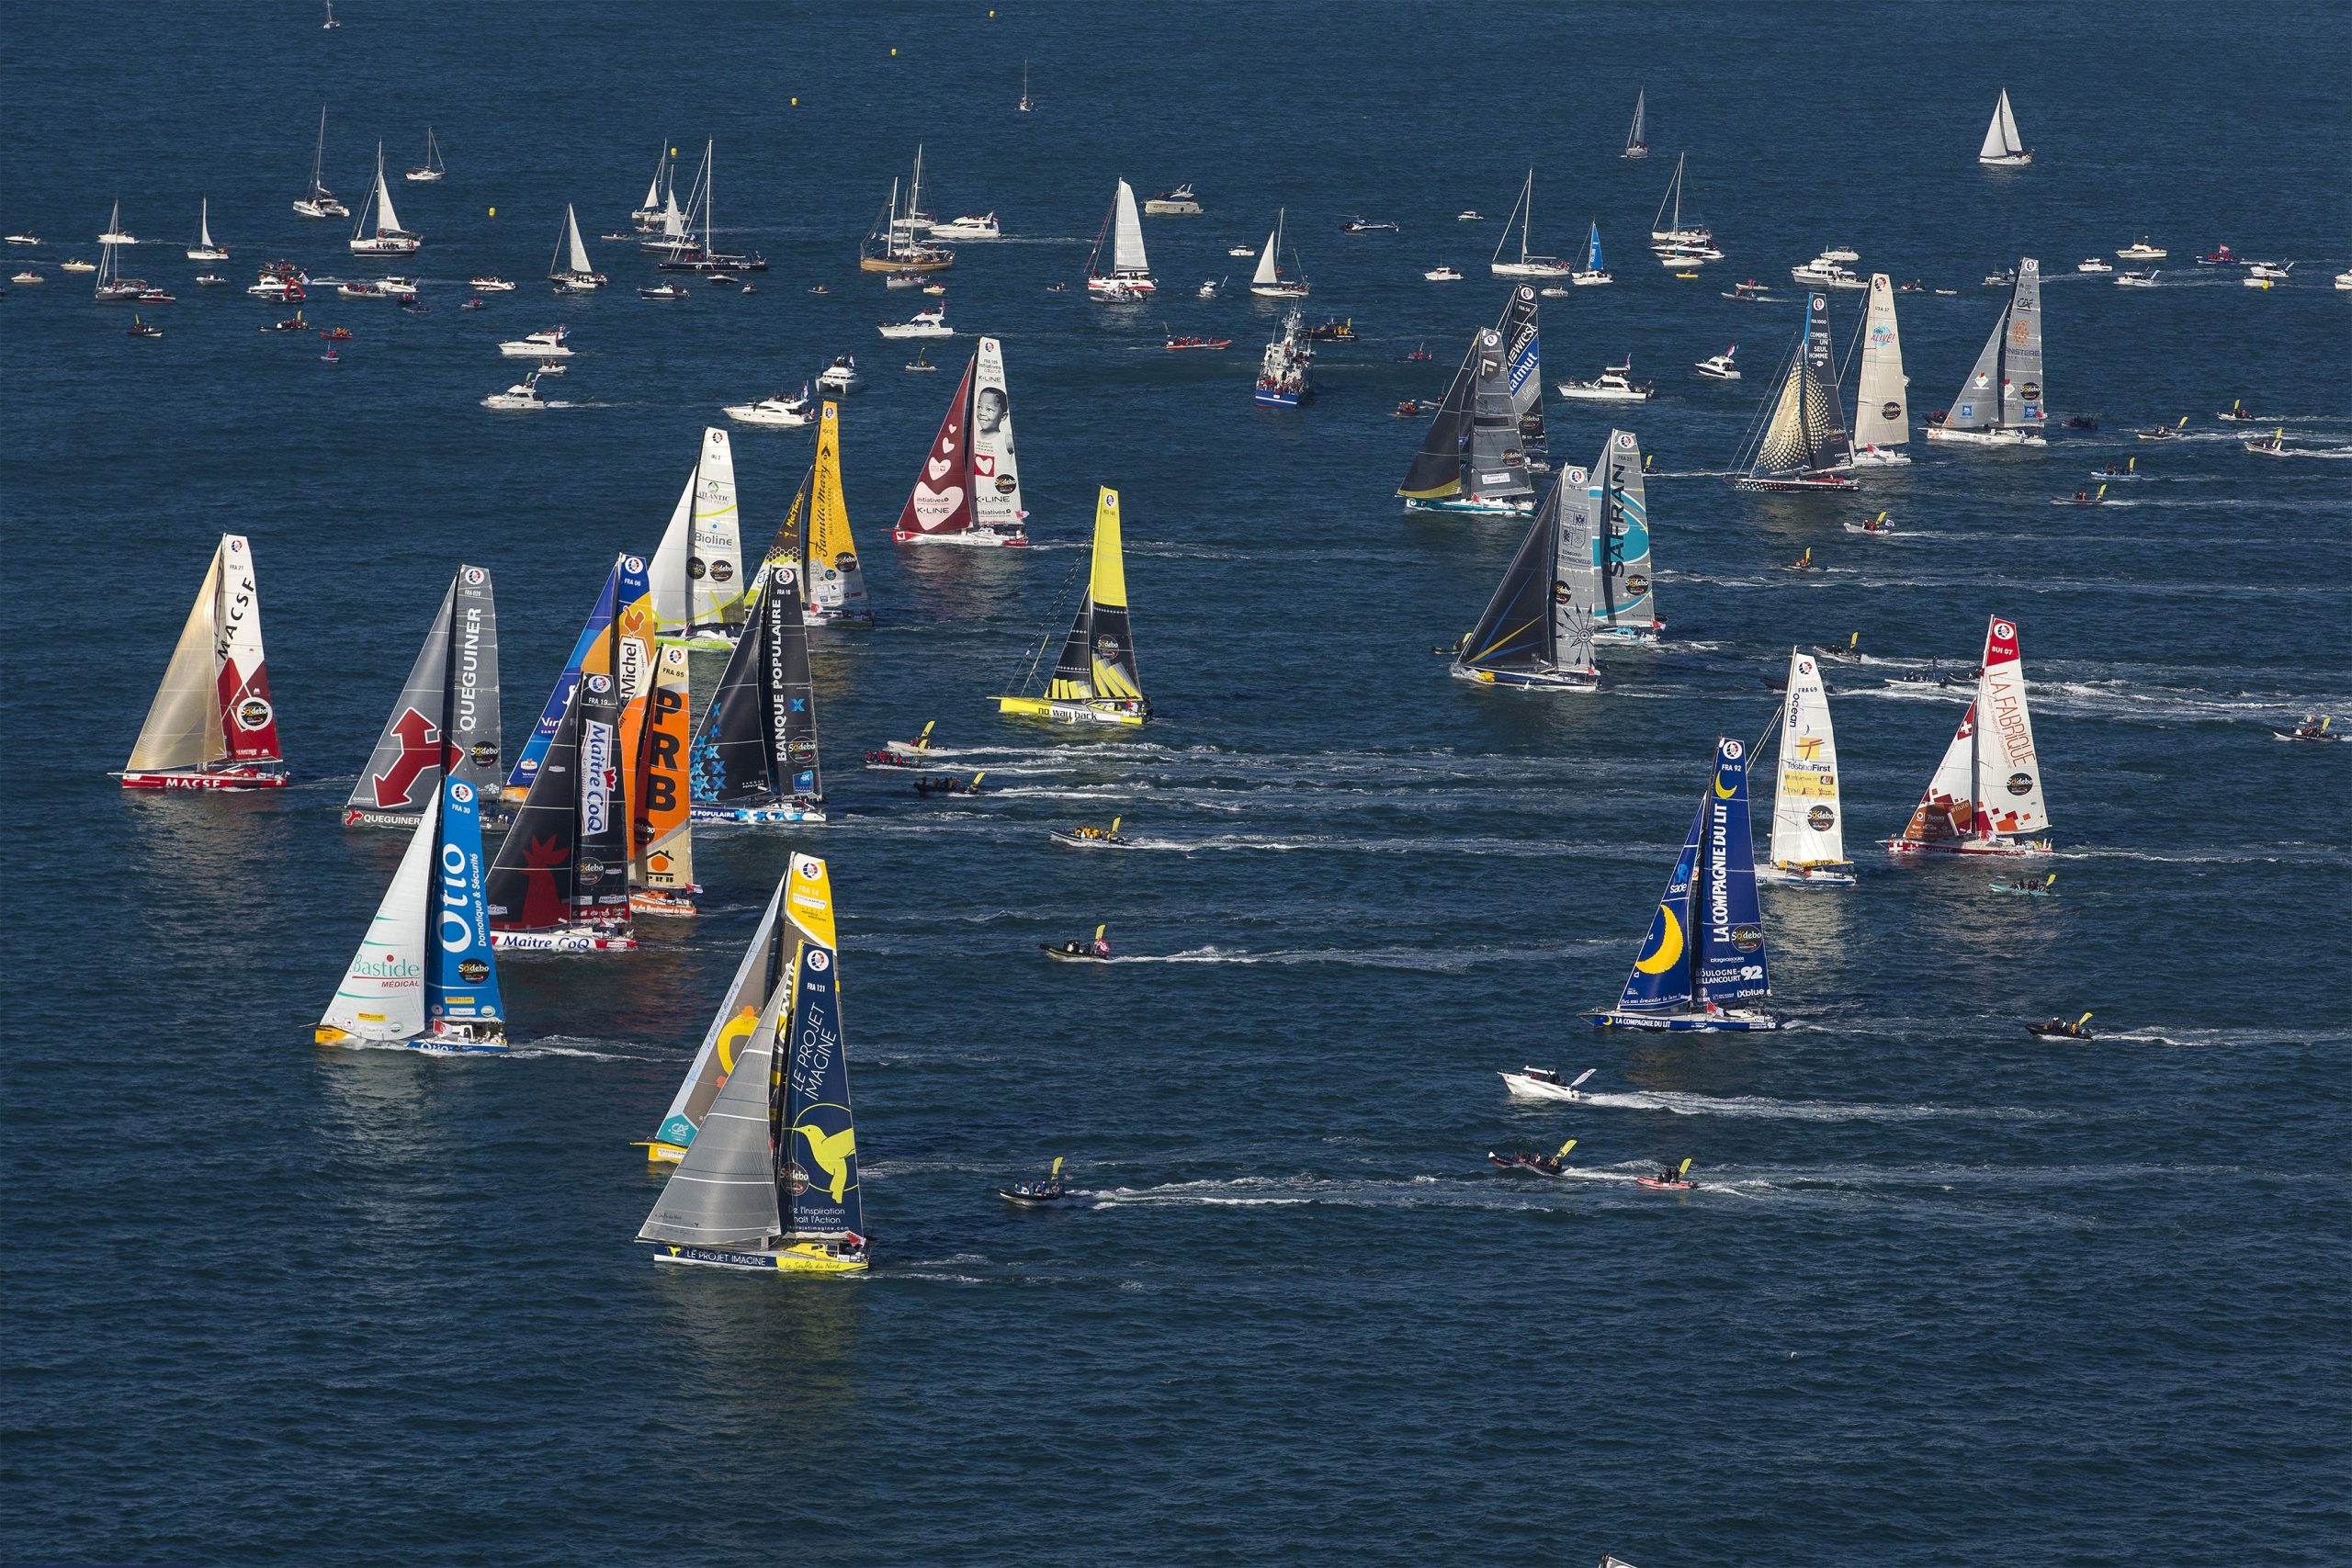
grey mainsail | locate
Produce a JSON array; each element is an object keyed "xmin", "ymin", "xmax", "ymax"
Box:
[
  {"xmin": 637, "ymin": 983, "xmax": 790, "ymax": 1247},
  {"xmin": 650, "ymin": 878, "xmax": 788, "ymax": 1153},
  {"xmin": 1592, "ymin": 430, "xmax": 1656, "ymax": 637},
  {"xmin": 1944, "ymin": 259, "xmax": 2045, "ymax": 435},
  {"xmin": 1466, "ymin": 329, "xmax": 1535, "ymax": 506},
  {"xmin": 348, "ymin": 566, "xmax": 502, "ymax": 816}
]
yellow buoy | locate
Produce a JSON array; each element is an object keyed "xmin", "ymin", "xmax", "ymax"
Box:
[
  {"xmin": 487, "ymin": 207, "xmax": 496, "ymax": 217},
  {"xmin": 790, "ymin": 96, "xmax": 798, "ymax": 107},
  {"xmin": 890, "ymin": 47, "xmax": 898, "ymax": 56}
]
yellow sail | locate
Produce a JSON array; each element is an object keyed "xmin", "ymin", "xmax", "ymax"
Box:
[
  {"xmin": 786, "ymin": 851, "xmax": 837, "ymax": 951},
  {"xmin": 998, "ymin": 487, "xmax": 1146, "ymax": 725}
]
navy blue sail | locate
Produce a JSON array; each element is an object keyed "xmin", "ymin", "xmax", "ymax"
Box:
[{"xmin": 1694, "ymin": 737, "xmax": 1771, "ymax": 1006}]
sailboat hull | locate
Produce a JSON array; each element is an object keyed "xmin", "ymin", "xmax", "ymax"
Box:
[
  {"xmin": 1885, "ymin": 836, "xmax": 2052, "ymax": 860},
  {"xmin": 1586, "ymin": 1008, "xmax": 1785, "ymax": 1032},
  {"xmin": 490, "ymin": 927, "xmax": 639, "ymax": 952},
  {"xmin": 1403, "ymin": 495, "xmax": 1534, "ymax": 517},
  {"xmin": 1451, "ymin": 665, "xmax": 1599, "ymax": 692},
  {"xmin": 1758, "ymin": 863, "xmax": 1858, "ymax": 887},
  {"xmin": 314, "ymin": 1025, "xmax": 510, "ymax": 1054},
  {"xmin": 1978, "ymin": 153, "xmax": 2033, "ymax": 167},
  {"xmin": 650, "ymin": 1242, "xmax": 868, "ymax": 1275},
  {"xmin": 690, "ymin": 802, "xmax": 829, "ymax": 825},
  {"xmin": 1733, "ymin": 474, "xmax": 1859, "ymax": 492},
  {"xmin": 893, "ymin": 525, "xmax": 1029, "ymax": 547},
  {"xmin": 1926, "ymin": 425, "xmax": 2044, "ymax": 447},
  {"xmin": 119, "ymin": 766, "xmax": 287, "ymax": 791},
  {"xmin": 997, "ymin": 695, "xmax": 1147, "ymax": 728}
]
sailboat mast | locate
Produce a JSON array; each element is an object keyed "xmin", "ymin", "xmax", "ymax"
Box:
[{"xmin": 1521, "ymin": 170, "xmax": 1532, "ymax": 265}]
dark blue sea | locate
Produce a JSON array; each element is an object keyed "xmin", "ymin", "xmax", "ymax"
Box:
[{"xmin": 6, "ymin": 4, "xmax": 2348, "ymax": 1563}]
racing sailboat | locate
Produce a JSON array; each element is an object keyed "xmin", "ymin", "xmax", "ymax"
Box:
[
  {"xmin": 777, "ymin": 402, "xmax": 872, "ymax": 624},
  {"xmin": 893, "ymin": 335, "xmax": 1029, "ymax": 547},
  {"xmin": 1977, "ymin": 88, "xmax": 2031, "ymax": 166},
  {"xmin": 119, "ymin": 534, "xmax": 286, "ymax": 790},
  {"xmin": 315, "ymin": 773, "xmax": 506, "ymax": 1053},
  {"xmin": 1587, "ymin": 429, "xmax": 1661, "ymax": 640},
  {"xmin": 1084, "ymin": 177, "xmax": 1155, "ymax": 295},
  {"xmin": 687, "ymin": 559, "xmax": 826, "ymax": 824},
  {"xmin": 649, "ymin": 427, "xmax": 747, "ymax": 649},
  {"xmin": 483, "ymin": 557, "xmax": 639, "ymax": 951},
  {"xmin": 1889, "ymin": 615, "xmax": 2052, "ymax": 858},
  {"xmin": 996, "ymin": 487, "xmax": 1148, "ymax": 727},
  {"xmin": 1449, "ymin": 468, "xmax": 1600, "ymax": 691},
  {"xmin": 1732, "ymin": 292, "xmax": 1857, "ymax": 490},
  {"xmin": 345, "ymin": 566, "xmax": 502, "ymax": 829},
  {"xmin": 638, "ymin": 853, "xmax": 870, "ymax": 1274},
  {"xmin": 1397, "ymin": 323, "xmax": 1536, "ymax": 514},
  {"xmin": 1848, "ymin": 274, "xmax": 1911, "ymax": 465},
  {"xmin": 639, "ymin": 879, "xmax": 789, "ymax": 1164},
  {"xmin": 1928, "ymin": 259, "xmax": 2046, "ymax": 446},
  {"xmin": 626, "ymin": 637, "xmax": 697, "ymax": 914},
  {"xmin": 500, "ymin": 566, "xmax": 617, "ymax": 805},
  {"xmin": 1759, "ymin": 649, "xmax": 1853, "ymax": 886},
  {"xmin": 1588, "ymin": 737, "xmax": 1784, "ymax": 1032}
]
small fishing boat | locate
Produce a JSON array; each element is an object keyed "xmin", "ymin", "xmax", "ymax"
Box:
[
  {"xmin": 1498, "ymin": 1067, "xmax": 1596, "ymax": 1102},
  {"xmin": 481, "ymin": 372, "xmax": 547, "ymax": 411},
  {"xmin": 1423, "ymin": 263, "xmax": 1464, "ymax": 282},
  {"xmin": 1888, "ymin": 615, "xmax": 2053, "ymax": 859},
  {"xmin": 1042, "ymin": 925, "xmax": 1112, "ymax": 963},
  {"xmin": 128, "ymin": 314, "xmax": 162, "ymax": 339},
  {"xmin": 1636, "ymin": 1160, "xmax": 1699, "ymax": 1190},
  {"xmin": 1083, "ymin": 178, "xmax": 1155, "ymax": 295},
  {"xmin": 498, "ymin": 324, "xmax": 571, "ymax": 356},
  {"xmin": 1694, "ymin": 344, "xmax": 1740, "ymax": 380},
  {"xmin": 1928, "ymin": 260, "xmax": 2047, "ymax": 447},
  {"xmin": 2117, "ymin": 238, "xmax": 2166, "ymax": 260},
  {"xmin": 1449, "ymin": 469, "xmax": 1600, "ymax": 692},
  {"xmin": 2025, "ymin": 1013, "xmax": 2095, "ymax": 1042},
  {"xmin": 2075, "ymin": 256, "xmax": 2112, "ymax": 274},
  {"xmin": 722, "ymin": 388, "xmax": 816, "ymax": 427},
  {"xmin": 404, "ymin": 126, "xmax": 447, "ymax": 182},
  {"xmin": 639, "ymin": 283, "xmax": 689, "ymax": 300},
  {"xmin": 1555, "ymin": 359, "xmax": 1654, "ymax": 402},
  {"xmin": 117, "ymin": 534, "xmax": 287, "ymax": 790},
  {"xmin": 1977, "ymin": 88, "xmax": 2031, "ymax": 165},
  {"xmin": 996, "ymin": 489, "xmax": 1149, "ymax": 727},
  {"xmin": 637, "ymin": 855, "xmax": 870, "ymax": 1275},
  {"xmin": 895, "ymin": 335, "xmax": 1031, "ymax": 547},
  {"xmin": 877, "ymin": 302, "xmax": 952, "ymax": 338},
  {"xmin": 1143, "ymin": 184, "xmax": 1201, "ymax": 216},
  {"xmin": 1758, "ymin": 649, "xmax": 1855, "ymax": 886},
  {"xmin": 1049, "ymin": 817, "xmax": 1127, "ymax": 849}
]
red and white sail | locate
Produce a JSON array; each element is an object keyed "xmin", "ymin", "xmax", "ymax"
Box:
[
  {"xmin": 896, "ymin": 357, "xmax": 977, "ymax": 541},
  {"xmin": 1899, "ymin": 702, "xmax": 1979, "ymax": 846},
  {"xmin": 895, "ymin": 335, "xmax": 1027, "ymax": 547},
  {"xmin": 1973, "ymin": 616, "xmax": 2047, "ymax": 838},
  {"xmin": 124, "ymin": 533, "xmax": 283, "ymax": 779}
]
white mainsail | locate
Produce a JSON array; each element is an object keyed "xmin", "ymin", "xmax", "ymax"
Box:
[
  {"xmin": 1771, "ymin": 649, "xmax": 1847, "ymax": 870},
  {"xmin": 1973, "ymin": 617, "xmax": 2047, "ymax": 837},
  {"xmin": 650, "ymin": 428, "xmax": 743, "ymax": 635},
  {"xmin": 1853, "ymin": 273, "xmax": 1909, "ymax": 449},
  {"xmin": 1251, "ymin": 226, "xmax": 1279, "ymax": 287},
  {"xmin": 639, "ymin": 144, "xmax": 665, "ymax": 213},
  {"xmin": 563, "ymin": 204, "xmax": 592, "ymax": 275},
  {"xmin": 371, "ymin": 146, "xmax": 402, "ymax": 234},
  {"xmin": 198, "ymin": 198, "xmax": 215, "ymax": 250},
  {"xmin": 1111, "ymin": 179, "xmax": 1148, "ymax": 274},
  {"xmin": 1979, "ymin": 89, "xmax": 2027, "ymax": 162},
  {"xmin": 321, "ymin": 794, "xmax": 437, "ymax": 1042},
  {"xmin": 970, "ymin": 335, "xmax": 1024, "ymax": 532}
]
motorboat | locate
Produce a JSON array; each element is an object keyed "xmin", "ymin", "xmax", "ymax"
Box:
[
  {"xmin": 1541, "ymin": 285, "xmax": 1568, "ymax": 297},
  {"xmin": 532, "ymin": 358, "xmax": 565, "ymax": 376},
  {"xmin": 374, "ymin": 276, "xmax": 418, "ymax": 299},
  {"xmin": 878, "ymin": 303, "xmax": 952, "ymax": 338},
  {"xmin": 928, "ymin": 212, "xmax": 1001, "ymax": 241},
  {"xmin": 260, "ymin": 311, "xmax": 311, "ymax": 333},
  {"xmin": 336, "ymin": 280, "xmax": 384, "ymax": 299},
  {"xmin": 1498, "ymin": 1066, "xmax": 1596, "ymax": 1102},
  {"xmin": 465, "ymin": 275, "xmax": 514, "ymax": 292},
  {"xmin": 1722, "ymin": 278, "xmax": 1771, "ymax": 301},
  {"xmin": 481, "ymin": 371, "xmax": 547, "ymax": 411},
  {"xmin": 1555, "ymin": 359, "xmax": 1655, "ymax": 402},
  {"xmin": 58, "ymin": 258, "xmax": 96, "ymax": 273},
  {"xmin": 9, "ymin": 269, "xmax": 40, "ymax": 284},
  {"xmin": 2241, "ymin": 276, "xmax": 2275, "ymax": 290},
  {"xmin": 1094, "ymin": 277, "xmax": 1145, "ymax": 302},
  {"xmin": 1816, "ymin": 245, "xmax": 1860, "ymax": 262},
  {"xmin": 2243, "ymin": 428, "xmax": 2291, "ymax": 457},
  {"xmin": 2196, "ymin": 245, "xmax": 2242, "ymax": 265},
  {"xmin": 639, "ymin": 283, "xmax": 688, "ymax": 300},
  {"xmin": 722, "ymin": 389, "xmax": 815, "ymax": 427},
  {"xmin": 1164, "ymin": 333, "xmax": 1232, "ymax": 351},
  {"xmin": 498, "ymin": 325, "xmax": 571, "ymax": 356},
  {"xmin": 1340, "ymin": 217, "xmax": 1399, "ymax": 233},
  {"xmin": 1424, "ymin": 263, "xmax": 1463, "ymax": 281},
  {"xmin": 2247, "ymin": 260, "xmax": 2292, "ymax": 280},
  {"xmin": 1456, "ymin": 210, "xmax": 1483, "ymax": 221},
  {"xmin": 135, "ymin": 287, "xmax": 175, "ymax": 303},
  {"xmin": 1142, "ymin": 185, "xmax": 1202, "ymax": 216},
  {"xmin": 460, "ymin": 296, "xmax": 485, "ymax": 310},
  {"xmin": 316, "ymin": 325, "xmax": 352, "ymax": 341},
  {"xmin": 1984, "ymin": 266, "xmax": 2017, "ymax": 287},
  {"xmin": 1197, "ymin": 278, "xmax": 1223, "ymax": 299},
  {"xmin": 2117, "ymin": 239, "xmax": 2166, "ymax": 261},
  {"xmin": 3, "ymin": 233, "xmax": 40, "ymax": 245},
  {"xmin": 1898, "ymin": 279, "xmax": 1928, "ymax": 292},
  {"xmin": 815, "ymin": 354, "xmax": 865, "ymax": 395},
  {"xmin": 903, "ymin": 351, "xmax": 938, "ymax": 372},
  {"xmin": 1844, "ymin": 510, "xmax": 1896, "ymax": 536},
  {"xmin": 2075, "ymin": 257, "xmax": 2112, "ymax": 274},
  {"xmin": 1693, "ymin": 345, "xmax": 1740, "ymax": 380},
  {"xmin": 885, "ymin": 268, "xmax": 925, "ymax": 289},
  {"xmin": 1226, "ymin": 243, "xmax": 1257, "ymax": 258},
  {"xmin": 2337, "ymin": 270, "xmax": 2352, "ymax": 291},
  {"xmin": 1791, "ymin": 256, "xmax": 1863, "ymax": 288},
  {"xmin": 2216, "ymin": 400, "xmax": 2257, "ymax": 423},
  {"xmin": 2115, "ymin": 270, "xmax": 2161, "ymax": 288},
  {"xmin": 128, "ymin": 315, "xmax": 163, "ymax": 338}
]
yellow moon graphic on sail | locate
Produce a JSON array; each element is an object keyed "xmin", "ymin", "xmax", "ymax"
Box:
[
  {"xmin": 1714, "ymin": 770, "xmax": 1739, "ymax": 800},
  {"xmin": 715, "ymin": 1006, "xmax": 760, "ymax": 1076},
  {"xmin": 1634, "ymin": 905, "xmax": 1685, "ymax": 974}
]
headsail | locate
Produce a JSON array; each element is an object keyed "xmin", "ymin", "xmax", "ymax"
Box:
[
  {"xmin": 1853, "ymin": 274, "xmax": 1909, "ymax": 450},
  {"xmin": 126, "ymin": 534, "xmax": 280, "ymax": 774},
  {"xmin": 1770, "ymin": 650, "xmax": 1846, "ymax": 870},
  {"xmin": 649, "ymin": 427, "xmax": 746, "ymax": 639},
  {"xmin": 1900, "ymin": 702, "xmax": 1980, "ymax": 847},
  {"xmin": 349, "ymin": 566, "xmax": 501, "ymax": 816},
  {"xmin": 1251, "ymin": 225, "xmax": 1279, "ymax": 288},
  {"xmin": 803, "ymin": 402, "xmax": 870, "ymax": 620},
  {"xmin": 1590, "ymin": 430, "xmax": 1657, "ymax": 637},
  {"xmin": 321, "ymin": 792, "xmax": 436, "ymax": 1042},
  {"xmin": 650, "ymin": 878, "xmax": 789, "ymax": 1155},
  {"xmin": 1397, "ymin": 335, "xmax": 1478, "ymax": 501}
]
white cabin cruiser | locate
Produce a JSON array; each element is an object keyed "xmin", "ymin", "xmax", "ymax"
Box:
[
  {"xmin": 1499, "ymin": 1066, "xmax": 1597, "ymax": 1102},
  {"xmin": 815, "ymin": 354, "xmax": 865, "ymax": 395},
  {"xmin": 1424, "ymin": 263, "xmax": 1463, "ymax": 282},
  {"xmin": 878, "ymin": 303, "xmax": 953, "ymax": 339},
  {"xmin": 498, "ymin": 324, "xmax": 571, "ymax": 356},
  {"xmin": 1556, "ymin": 359, "xmax": 1655, "ymax": 402},
  {"xmin": 2075, "ymin": 257, "xmax": 2112, "ymax": 274},
  {"xmin": 481, "ymin": 371, "xmax": 547, "ymax": 411},
  {"xmin": 722, "ymin": 389, "xmax": 815, "ymax": 427},
  {"xmin": 2117, "ymin": 239, "xmax": 2166, "ymax": 261},
  {"xmin": 1694, "ymin": 345, "xmax": 1740, "ymax": 380},
  {"xmin": 927, "ymin": 212, "xmax": 1001, "ymax": 241}
]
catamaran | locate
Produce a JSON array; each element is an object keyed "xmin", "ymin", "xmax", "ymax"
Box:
[
  {"xmin": 548, "ymin": 203, "xmax": 605, "ymax": 290},
  {"xmin": 1398, "ymin": 321, "xmax": 1535, "ymax": 514},
  {"xmin": 1848, "ymin": 273, "xmax": 1911, "ymax": 466},
  {"xmin": 1889, "ymin": 615, "xmax": 2052, "ymax": 859},
  {"xmin": 186, "ymin": 197, "xmax": 227, "ymax": 262},
  {"xmin": 1588, "ymin": 738, "xmax": 1784, "ymax": 1032},
  {"xmin": 1249, "ymin": 209, "xmax": 1309, "ymax": 299},
  {"xmin": 650, "ymin": 427, "xmax": 748, "ymax": 649},
  {"xmin": 1623, "ymin": 87, "xmax": 1649, "ymax": 158},
  {"xmin": 316, "ymin": 773, "xmax": 506, "ymax": 1053},
  {"xmin": 1084, "ymin": 178, "xmax": 1155, "ymax": 296},
  {"xmin": 404, "ymin": 126, "xmax": 447, "ymax": 183},
  {"xmin": 1449, "ymin": 467, "xmax": 1600, "ymax": 692},
  {"xmin": 1586, "ymin": 429, "xmax": 1661, "ymax": 640},
  {"xmin": 348, "ymin": 142, "xmax": 421, "ymax": 254},
  {"xmin": 996, "ymin": 487, "xmax": 1148, "ymax": 727},
  {"xmin": 639, "ymin": 878, "xmax": 791, "ymax": 1165},
  {"xmin": 1758, "ymin": 649, "xmax": 1853, "ymax": 886},
  {"xmin": 1977, "ymin": 88, "xmax": 2031, "ymax": 166},
  {"xmin": 484, "ymin": 557, "xmax": 642, "ymax": 951},
  {"xmin": 345, "ymin": 566, "xmax": 502, "ymax": 829},
  {"xmin": 119, "ymin": 534, "xmax": 286, "ymax": 790},
  {"xmin": 1928, "ymin": 259, "xmax": 2046, "ymax": 446},
  {"xmin": 1573, "ymin": 221, "xmax": 1611, "ymax": 286},
  {"xmin": 1732, "ymin": 292, "xmax": 1857, "ymax": 491},
  {"xmin": 687, "ymin": 560, "xmax": 826, "ymax": 825},
  {"xmin": 293, "ymin": 107, "xmax": 348, "ymax": 218},
  {"xmin": 1649, "ymin": 152, "xmax": 1712, "ymax": 246},
  {"xmin": 1489, "ymin": 169, "xmax": 1574, "ymax": 278},
  {"xmin": 895, "ymin": 335, "xmax": 1030, "ymax": 547},
  {"xmin": 637, "ymin": 854, "xmax": 869, "ymax": 1274}
]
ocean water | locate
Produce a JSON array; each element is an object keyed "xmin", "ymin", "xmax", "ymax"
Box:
[{"xmin": 5, "ymin": 3, "xmax": 2348, "ymax": 1563}]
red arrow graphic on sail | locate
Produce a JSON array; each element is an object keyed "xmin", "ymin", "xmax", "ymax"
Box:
[{"xmin": 370, "ymin": 706, "xmax": 459, "ymax": 807}]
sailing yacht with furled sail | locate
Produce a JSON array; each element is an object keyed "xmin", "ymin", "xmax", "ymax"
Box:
[
  {"xmin": 1449, "ymin": 468, "xmax": 1600, "ymax": 691},
  {"xmin": 1587, "ymin": 737, "xmax": 1785, "ymax": 1032},
  {"xmin": 119, "ymin": 534, "xmax": 285, "ymax": 790},
  {"xmin": 404, "ymin": 127, "xmax": 447, "ymax": 183},
  {"xmin": 1732, "ymin": 292, "xmax": 1857, "ymax": 491},
  {"xmin": 649, "ymin": 427, "xmax": 748, "ymax": 649},
  {"xmin": 894, "ymin": 335, "xmax": 1030, "ymax": 547},
  {"xmin": 484, "ymin": 556, "xmax": 641, "ymax": 951},
  {"xmin": 316, "ymin": 773, "xmax": 506, "ymax": 1053},
  {"xmin": 548, "ymin": 204, "xmax": 605, "ymax": 290},
  {"xmin": 1928, "ymin": 259, "xmax": 2046, "ymax": 447},
  {"xmin": 1249, "ymin": 209, "xmax": 1309, "ymax": 298},
  {"xmin": 638, "ymin": 854, "xmax": 869, "ymax": 1274},
  {"xmin": 349, "ymin": 143, "xmax": 420, "ymax": 254},
  {"xmin": 996, "ymin": 488, "xmax": 1148, "ymax": 727},
  {"xmin": 1398, "ymin": 322, "xmax": 1535, "ymax": 514},
  {"xmin": 293, "ymin": 107, "xmax": 347, "ymax": 218},
  {"xmin": 687, "ymin": 559, "xmax": 825, "ymax": 825},
  {"xmin": 345, "ymin": 566, "xmax": 502, "ymax": 829},
  {"xmin": 186, "ymin": 197, "xmax": 227, "ymax": 262},
  {"xmin": 859, "ymin": 175, "xmax": 954, "ymax": 274},
  {"xmin": 639, "ymin": 878, "xmax": 790, "ymax": 1164},
  {"xmin": 1977, "ymin": 88, "xmax": 2031, "ymax": 165},
  {"xmin": 654, "ymin": 141, "xmax": 766, "ymax": 272},
  {"xmin": 1587, "ymin": 429, "xmax": 1662, "ymax": 640},
  {"xmin": 1085, "ymin": 178, "xmax": 1155, "ymax": 295},
  {"xmin": 1490, "ymin": 169, "xmax": 1573, "ymax": 278},
  {"xmin": 1623, "ymin": 88, "xmax": 1650, "ymax": 158},
  {"xmin": 1649, "ymin": 152, "xmax": 1712, "ymax": 246},
  {"xmin": 1888, "ymin": 615, "xmax": 2052, "ymax": 859},
  {"xmin": 1848, "ymin": 274, "xmax": 1911, "ymax": 465},
  {"xmin": 1759, "ymin": 649, "xmax": 1853, "ymax": 886}
]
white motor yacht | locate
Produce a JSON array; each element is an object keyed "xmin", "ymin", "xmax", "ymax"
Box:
[
  {"xmin": 2115, "ymin": 270, "xmax": 2161, "ymax": 288},
  {"xmin": 1423, "ymin": 263, "xmax": 1463, "ymax": 282},
  {"xmin": 878, "ymin": 303, "xmax": 953, "ymax": 339},
  {"xmin": 2118, "ymin": 238, "xmax": 2166, "ymax": 261},
  {"xmin": 481, "ymin": 372, "xmax": 547, "ymax": 411},
  {"xmin": 2247, "ymin": 260, "xmax": 2292, "ymax": 280},
  {"xmin": 816, "ymin": 355, "xmax": 865, "ymax": 395},
  {"xmin": 1816, "ymin": 245, "xmax": 1860, "ymax": 262},
  {"xmin": 498, "ymin": 325, "xmax": 571, "ymax": 356},
  {"xmin": 1556, "ymin": 360, "xmax": 1656, "ymax": 402},
  {"xmin": 927, "ymin": 212, "xmax": 1001, "ymax": 241},
  {"xmin": 723, "ymin": 390, "xmax": 815, "ymax": 427},
  {"xmin": 2075, "ymin": 257, "xmax": 2112, "ymax": 274},
  {"xmin": 469, "ymin": 276, "xmax": 515, "ymax": 291},
  {"xmin": 4, "ymin": 233, "xmax": 40, "ymax": 245},
  {"xmin": 1694, "ymin": 345, "xmax": 1740, "ymax": 380}
]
